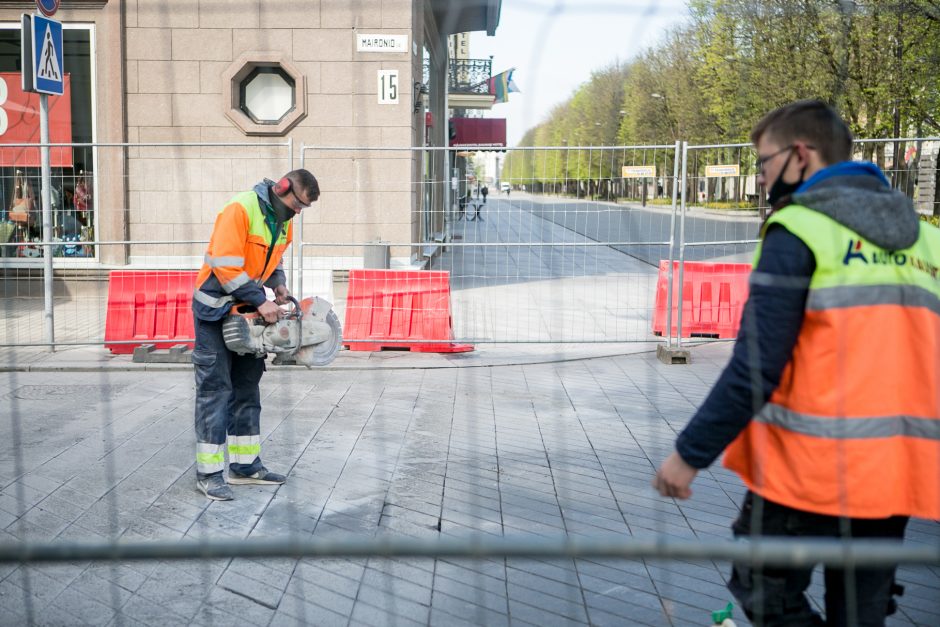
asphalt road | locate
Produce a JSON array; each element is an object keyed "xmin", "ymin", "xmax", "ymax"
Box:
[{"xmin": 513, "ymin": 194, "xmax": 761, "ymax": 266}]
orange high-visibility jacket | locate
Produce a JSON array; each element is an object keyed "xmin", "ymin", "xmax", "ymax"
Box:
[
  {"xmin": 193, "ymin": 189, "xmax": 292, "ymax": 319},
  {"xmin": 724, "ymin": 205, "xmax": 940, "ymax": 520}
]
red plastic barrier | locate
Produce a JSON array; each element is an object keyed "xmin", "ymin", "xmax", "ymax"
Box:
[
  {"xmin": 652, "ymin": 261, "xmax": 751, "ymax": 339},
  {"xmin": 343, "ymin": 269, "xmax": 473, "ymax": 353},
  {"xmin": 104, "ymin": 271, "xmax": 198, "ymax": 354}
]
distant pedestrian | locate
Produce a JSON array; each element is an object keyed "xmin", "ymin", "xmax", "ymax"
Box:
[
  {"xmin": 481, "ymin": 185, "xmax": 488, "ymax": 204},
  {"xmin": 652, "ymin": 99, "xmax": 939, "ymax": 626}
]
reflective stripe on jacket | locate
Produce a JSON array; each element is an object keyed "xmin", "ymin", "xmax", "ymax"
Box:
[
  {"xmin": 194, "ymin": 189, "xmax": 292, "ymax": 319},
  {"xmin": 724, "ymin": 205, "xmax": 940, "ymax": 519}
]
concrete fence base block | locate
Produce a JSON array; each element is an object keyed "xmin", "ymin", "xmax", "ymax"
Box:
[{"xmin": 657, "ymin": 344, "xmax": 691, "ymax": 365}]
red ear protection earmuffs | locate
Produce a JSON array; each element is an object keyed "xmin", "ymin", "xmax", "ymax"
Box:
[{"xmin": 273, "ymin": 177, "xmax": 292, "ymax": 196}]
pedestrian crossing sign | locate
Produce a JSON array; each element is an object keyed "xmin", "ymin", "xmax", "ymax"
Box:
[{"xmin": 32, "ymin": 14, "xmax": 63, "ymax": 95}]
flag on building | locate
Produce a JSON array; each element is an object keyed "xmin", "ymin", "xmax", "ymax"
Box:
[{"xmin": 489, "ymin": 68, "xmax": 520, "ymax": 104}]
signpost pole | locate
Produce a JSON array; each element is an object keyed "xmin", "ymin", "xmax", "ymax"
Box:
[
  {"xmin": 40, "ymin": 92, "xmax": 54, "ymax": 350},
  {"xmin": 30, "ymin": 2, "xmax": 64, "ymax": 351}
]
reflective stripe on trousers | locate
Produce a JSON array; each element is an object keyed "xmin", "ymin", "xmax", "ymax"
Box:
[
  {"xmin": 228, "ymin": 434, "xmax": 261, "ymax": 465},
  {"xmin": 193, "ymin": 316, "xmax": 265, "ymax": 477},
  {"xmin": 196, "ymin": 442, "xmax": 225, "ymax": 475}
]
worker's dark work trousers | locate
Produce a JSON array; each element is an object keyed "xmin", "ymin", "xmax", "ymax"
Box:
[
  {"xmin": 192, "ymin": 316, "xmax": 265, "ymax": 478},
  {"xmin": 728, "ymin": 491, "xmax": 908, "ymax": 627}
]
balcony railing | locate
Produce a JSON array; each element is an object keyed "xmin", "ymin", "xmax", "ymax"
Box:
[{"xmin": 422, "ymin": 58, "xmax": 493, "ymax": 95}]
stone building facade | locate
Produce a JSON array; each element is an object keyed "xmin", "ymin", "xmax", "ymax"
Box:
[{"xmin": 0, "ymin": 0, "xmax": 500, "ymax": 271}]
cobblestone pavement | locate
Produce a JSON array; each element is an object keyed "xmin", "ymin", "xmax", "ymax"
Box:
[{"xmin": 1, "ymin": 343, "xmax": 938, "ymax": 626}]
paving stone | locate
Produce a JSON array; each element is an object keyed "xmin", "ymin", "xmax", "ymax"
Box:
[
  {"xmin": 430, "ymin": 590, "xmax": 511, "ymax": 626},
  {"xmin": 201, "ymin": 585, "xmax": 277, "ymax": 622},
  {"xmin": 83, "ymin": 563, "xmax": 150, "ymax": 594},
  {"xmin": 4, "ymin": 566, "xmax": 72, "ymax": 604},
  {"xmin": 350, "ymin": 596, "xmax": 429, "ymax": 627},
  {"xmin": 284, "ymin": 576, "xmax": 356, "ymax": 616},
  {"xmin": 271, "ymin": 596, "xmax": 350, "ymax": 627},
  {"xmin": 2, "ymin": 346, "xmax": 938, "ymax": 624},
  {"xmin": 435, "ymin": 559, "xmax": 507, "ymax": 588},
  {"xmin": 0, "ymin": 579, "xmax": 44, "ymax": 619},
  {"xmin": 107, "ymin": 612, "xmax": 151, "ymax": 627},
  {"xmin": 432, "ymin": 575, "xmax": 509, "ymax": 613},
  {"xmin": 297, "ymin": 557, "xmax": 366, "ymax": 584},
  {"xmin": 64, "ymin": 573, "xmax": 135, "ymax": 610},
  {"xmin": 507, "ymin": 596, "xmax": 590, "ymax": 626},
  {"xmin": 117, "ymin": 593, "xmax": 192, "ymax": 626},
  {"xmin": 217, "ymin": 569, "xmax": 284, "ymax": 610},
  {"xmin": 51, "ymin": 586, "xmax": 118, "ymax": 624},
  {"xmin": 507, "ymin": 568, "xmax": 584, "ymax": 603}
]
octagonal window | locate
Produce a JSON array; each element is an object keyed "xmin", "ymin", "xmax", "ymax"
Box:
[
  {"xmin": 223, "ymin": 54, "xmax": 306, "ymax": 136},
  {"xmin": 240, "ymin": 67, "xmax": 295, "ymax": 125}
]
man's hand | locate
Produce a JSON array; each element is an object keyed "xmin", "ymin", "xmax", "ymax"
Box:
[
  {"xmin": 652, "ymin": 451, "xmax": 698, "ymax": 499},
  {"xmin": 257, "ymin": 300, "xmax": 281, "ymax": 324},
  {"xmin": 273, "ymin": 284, "xmax": 290, "ymax": 305}
]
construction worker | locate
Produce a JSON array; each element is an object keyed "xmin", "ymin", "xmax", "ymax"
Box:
[
  {"xmin": 192, "ymin": 170, "xmax": 320, "ymax": 501},
  {"xmin": 652, "ymin": 100, "xmax": 939, "ymax": 625}
]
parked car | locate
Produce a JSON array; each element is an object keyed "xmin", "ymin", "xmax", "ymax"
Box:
[{"xmin": 500, "ymin": 182, "xmax": 511, "ymax": 193}]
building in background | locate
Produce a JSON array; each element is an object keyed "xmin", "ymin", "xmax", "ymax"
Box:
[{"xmin": 0, "ymin": 1, "xmax": 501, "ymax": 274}]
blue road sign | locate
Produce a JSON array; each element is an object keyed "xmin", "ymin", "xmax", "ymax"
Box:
[
  {"xmin": 32, "ymin": 14, "xmax": 63, "ymax": 96},
  {"xmin": 35, "ymin": 0, "xmax": 60, "ymax": 18}
]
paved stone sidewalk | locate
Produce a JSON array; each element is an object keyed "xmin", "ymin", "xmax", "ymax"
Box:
[{"xmin": 1, "ymin": 343, "xmax": 938, "ymax": 626}]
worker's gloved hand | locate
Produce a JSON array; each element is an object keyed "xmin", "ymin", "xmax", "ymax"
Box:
[
  {"xmin": 273, "ymin": 284, "xmax": 291, "ymax": 305},
  {"xmin": 257, "ymin": 300, "xmax": 281, "ymax": 324}
]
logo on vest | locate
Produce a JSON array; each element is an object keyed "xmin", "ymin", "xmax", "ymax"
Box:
[
  {"xmin": 843, "ymin": 239, "xmax": 868, "ymax": 264},
  {"xmin": 843, "ymin": 239, "xmax": 940, "ymax": 280}
]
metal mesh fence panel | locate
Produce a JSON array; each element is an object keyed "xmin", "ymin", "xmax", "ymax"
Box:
[
  {"xmin": 0, "ymin": 141, "xmax": 292, "ymax": 349},
  {"xmin": 299, "ymin": 144, "xmax": 680, "ymax": 345},
  {"xmin": 1, "ymin": 138, "xmax": 938, "ymax": 627}
]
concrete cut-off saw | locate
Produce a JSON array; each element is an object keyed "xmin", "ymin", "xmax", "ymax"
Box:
[{"xmin": 222, "ymin": 296, "xmax": 342, "ymax": 367}]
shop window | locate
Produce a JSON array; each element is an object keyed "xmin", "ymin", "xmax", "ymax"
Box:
[
  {"xmin": 223, "ymin": 53, "xmax": 306, "ymax": 136},
  {"xmin": 0, "ymin": 26, "xmax": 95, "ymax": 260}
]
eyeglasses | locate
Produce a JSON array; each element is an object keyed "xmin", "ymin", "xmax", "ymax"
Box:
[
  {"xmin": 755, "ymin": 144, "xmax": 816, "ymax": 174},
  {"xmin": 288, "ymin": 187, "xmax": 311, "ymax": 210},
  {"xmin": 755, "ymin": 145, "xmax": 795, "ymax": 175}
]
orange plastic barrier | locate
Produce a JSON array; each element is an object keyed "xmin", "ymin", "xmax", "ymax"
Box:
[
  {"xmin": 104, "ymin": 271, "xmax": 198, "ymax": 354},
  {"xmin": 652, "ymin": 261, "xmax": 751, "ymax": 339},
  {"xmin": 343, "ymin": 269, "xmax": 473, "ymax": 353}
]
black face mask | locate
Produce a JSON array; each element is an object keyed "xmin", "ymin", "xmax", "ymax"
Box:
[
  {"xmin": 269, "ymin": 188, "xmax": 296, "ymax": 223},
  {"xmin": 766, "ymin": 149, "xmax": 806, "ymax": 207}
]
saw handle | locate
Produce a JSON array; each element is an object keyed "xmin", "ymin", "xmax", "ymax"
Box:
[
  {"xmin": 232, "ymin": 295, "xmax": 303, "ymax": 325},
  {"xmin": 281, "ymin": 295, "xmax": 303, "ymax": 321}
]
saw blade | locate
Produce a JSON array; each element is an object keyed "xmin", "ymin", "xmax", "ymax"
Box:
[{"xmin": 293, "ymin": 309, "xmax": 342, "ymax": 367}]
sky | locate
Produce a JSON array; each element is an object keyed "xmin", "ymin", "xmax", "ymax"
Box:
[{"xmin": 470, "ymin": 0, "xmax": 692, "ymax": 146}]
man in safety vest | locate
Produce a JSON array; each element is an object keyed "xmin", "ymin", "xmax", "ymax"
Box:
[
  {"xmin": 192, "ymin": 169, "xmax": 320, "ymax": 501},
  {"xmin": 652, "ymin": 100, "xmax": 939, "ymax": 625}
]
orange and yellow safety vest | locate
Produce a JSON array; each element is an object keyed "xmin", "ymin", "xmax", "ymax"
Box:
[{"xmin": 724, "ymin": 205, "xmax": 940, "ymax": 519}]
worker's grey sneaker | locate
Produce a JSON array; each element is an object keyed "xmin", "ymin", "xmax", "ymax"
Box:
[
  {"xmin": 228, "ymin": 466, "xmax": 287, "ymax": 485},
  {"xmin": 197, "ymin": 474, "xmax": 234, "ymax": 501}
]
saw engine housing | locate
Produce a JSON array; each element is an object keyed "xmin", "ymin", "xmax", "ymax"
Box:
[{"xmin": 221, "ymin": 296, "xmax": 342, "ymax": 367}]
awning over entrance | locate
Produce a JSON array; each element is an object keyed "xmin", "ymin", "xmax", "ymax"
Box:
[{"xmin": 449, "ymin": 117, "xmax": 506, "ymax": 148}]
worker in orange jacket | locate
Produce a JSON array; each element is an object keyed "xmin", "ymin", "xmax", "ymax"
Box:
[{"xmin": 192, "ymin": 169, "xmax": 319, "ymax": 501}]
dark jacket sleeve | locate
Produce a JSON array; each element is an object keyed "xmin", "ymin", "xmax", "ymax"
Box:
[
  {"xmin": 230, "ymin": 281, "xmax": 268, "ymax": 308},
  {"xmin": 263, "ymin": 263, "xmax": 287, "ymax": 290},
  {"xmin": 674, "ymin": 225, "xmax": 816, "ymax": 469}
]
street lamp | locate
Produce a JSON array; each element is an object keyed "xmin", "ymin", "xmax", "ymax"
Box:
[{"xmin": 650, "ymin": 93, "xmax": 677, "ymax": 141}]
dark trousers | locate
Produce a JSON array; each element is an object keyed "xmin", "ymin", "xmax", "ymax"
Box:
[
  {"xmin": 728, "ymin": 491, "xmax": 908, "ymax": 627},
  {"xmin": 193, "ymin": 316, "xmax": 265, "ymax": 477}
]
